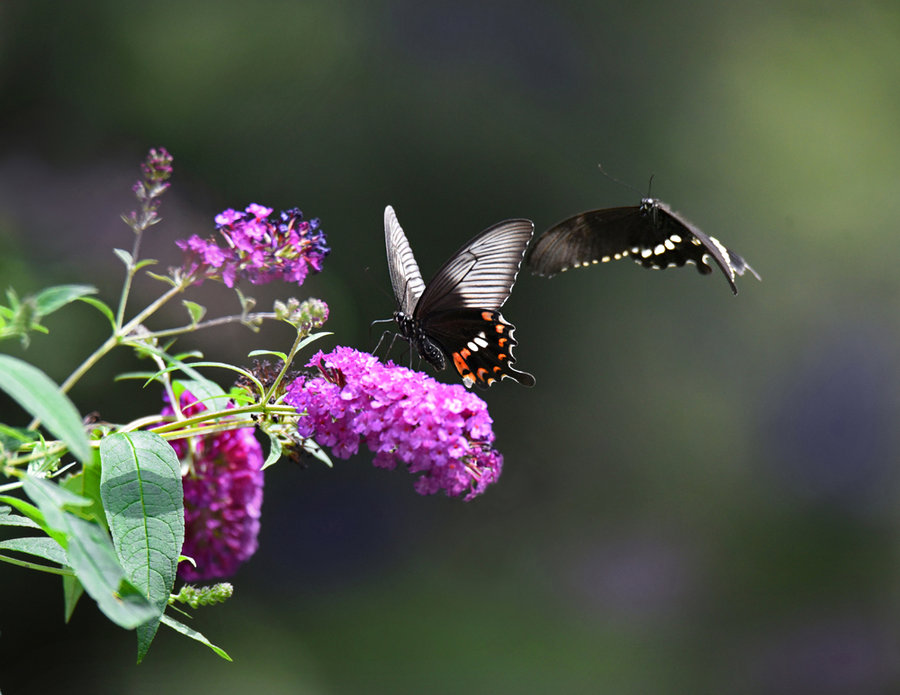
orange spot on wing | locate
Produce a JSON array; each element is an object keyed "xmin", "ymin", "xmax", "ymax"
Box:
[
  {"xmin": 498, "ymin": 337, "xmax": 508, "ymax": 347},
  {"xmin": 481, "ymin": 311, "xmax": 493, "ymax": 321}
]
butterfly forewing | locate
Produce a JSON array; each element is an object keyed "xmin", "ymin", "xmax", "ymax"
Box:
[
  {"xmin": 525, "ymin": 206, "xmax": 637, "ymax": 276},
  {"xmin": 384, "ymin": 205, "xmax": 427, "ymax": 314},
  {"xmin": 416, "ymin": 219, "xmax": 534, "ymax": 316}
]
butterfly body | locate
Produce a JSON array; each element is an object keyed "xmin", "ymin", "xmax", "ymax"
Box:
[
  {"xmin": 527, "ymin": 196, "xmax": 759, "ymax": 294},
  {"xmin": 384, "ymin": 205, "xmax": 535, "ymax": 388}
]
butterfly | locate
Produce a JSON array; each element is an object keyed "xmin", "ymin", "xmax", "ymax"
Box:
[
  {"xmin": 384, "ymin": 205, "xmax": 535, "ymax": 388},
  {"xmin": 526, "ymin": 197, "xmax": 760, "ymax": 294}
]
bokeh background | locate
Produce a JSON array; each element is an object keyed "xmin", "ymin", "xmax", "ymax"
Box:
[{"xmin": 2, "ymin": 1, "xmax": 900, "ymax": 692}]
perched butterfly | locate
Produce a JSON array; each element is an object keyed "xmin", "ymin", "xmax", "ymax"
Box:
[
  {"xmin": 384, "ymin": 205, "xmax": 535, "ymax": 388},
  {"xmin": 526, "ymin": 197, "xmax": 760, "ymax": 294}
]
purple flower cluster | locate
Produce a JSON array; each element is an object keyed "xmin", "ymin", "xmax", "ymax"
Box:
[
  {"xmin": 284, "ymin": 347, "xmax": 504, "ymax": 500},
  {"xmin": 176, "ymin": 204, "xmax": 329, "ymax": 288},
  {"xmin": 163, "ymin": 390, "xmax": 264, "ymax": 582},
  {"xmin": 125, "ymin": 147, "xmax": 173, "ymax": 232},
  {"xmin": 140, "ymin": 147, "xmax": 174, "ymax": 185}
]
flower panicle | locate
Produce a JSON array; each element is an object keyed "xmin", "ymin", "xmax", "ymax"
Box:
[
  {"xmin": 124, "ymin": 147, "xmax": 173, "ymax": 233},
  {"xmin": 171, "ymin": 582, "xmax": 234, "ymax": 608},
  {"xmin": 175, "ymin": 204, "xmax": 330, "ymax": 288},
  {"xmin": 163, "ymin": 390, "xmax": 264, "ymax": 582},
  {"xmin": 274, "ymin": 297, "xmax": 330, "ymax": 333},
  {"xmin": 285, "ymin": 347, "xmax": 504, "ymax": 500}
]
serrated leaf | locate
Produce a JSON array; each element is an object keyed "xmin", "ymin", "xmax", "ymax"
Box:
[
  {"xmin": 263, "ymin": 431, "xmax": 282, "ymax": 470},
  {"xmin": 0, "ymin": 536, "xmax": 67, "ymax": 565},
  {"xmin": 113, "ymin": 248, "xmax": 134, "ymax": 267},
  {"xmin": 63, "ymin": 574, "xmax": 84, "ymax": 622},
  {"xmin": 23, "ymin": 476, "xmax": 158, "ymax": 629},
  {"xmin": 0, "ymin": 355, "xmax": 91, "ymax": 464},
  {"xmin": 161, "ymin": 614, "xmax": 232, "ymax": 661},
  {"xmin": 33, "ymin": 284, "xmax": 97, "ymax": 315},
  {"xmin": 78, "ymin": 296, "xmax": 117, "ymax": 329},
  {"xmin": 99, "ymin": 431, "xmax": 184, "ymax": 660},
  {"xmin": 182, "ymin": 300, "xmax": 206, "ymax": 325}
]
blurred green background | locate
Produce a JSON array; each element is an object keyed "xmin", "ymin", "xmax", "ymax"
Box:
[{"xmin": 2, "ymin": 1, "xmax": 900, "ymax": 692}]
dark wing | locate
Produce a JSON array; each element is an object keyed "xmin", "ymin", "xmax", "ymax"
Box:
[
  {"xmin": 415, "ymin": 218, "xmax": 534, "ymax": 317},
  {"xmin": 651, "ymin": 201, "xmax": 761, "ymax": 295},
  {"xmin": 384, "ymin": 205, "xmax": 426, "ymax": 314},
  {"xmin": 527, "ymin": 199, "xmax": 760, "ymax": 295},
  {"xmin": 525, "ymin": 206, "xmax": 640, "ymax": 276},
  {"xmin": 419, "ymin": 308, "xmax": 535, "ymax": 388}
]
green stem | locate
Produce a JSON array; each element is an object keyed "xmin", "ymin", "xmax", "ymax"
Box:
[
  {"xmin": 0, "ymin": 553, "xmax": 74, "ymax": 576},
  {"xmin": 145, "ymin": 312, "xmax": 277, "ymax": 340},
  {"xmin": 262, "ymin": 329, "xmax": 306, "ymax": 404},
  {"xmin": 115, "ymin": 228, "xmax": 144, "ymax": 329},
  {"xmin": 59, "ymin": 280, "xmax": 188, "ymax": 395}
]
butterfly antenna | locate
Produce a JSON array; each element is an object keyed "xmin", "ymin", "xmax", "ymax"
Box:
[
  {"xmin": 646, "ymin": 173, "xmax": 655, "ymax": 198},
  {"xmin": 597, "ymin": 163, "xmax": 644, "ymax": 198}
]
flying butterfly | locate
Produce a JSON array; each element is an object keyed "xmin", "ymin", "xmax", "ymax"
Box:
[
  {"xmin": 383, "ymin": 205, "xmax": 535, "ymax": 388},
  {"xmin": 526, "ymin": 197, "xmax": 760, "ymax": 294}
]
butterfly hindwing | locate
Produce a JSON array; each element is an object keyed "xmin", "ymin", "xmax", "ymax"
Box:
[
  {"xmin": 527, "ymin": 197, "xmax": 759, "ymax": 295},
  {"xmin": 420, "ymin": 308, "xmax": 535, "ymax": 388}
]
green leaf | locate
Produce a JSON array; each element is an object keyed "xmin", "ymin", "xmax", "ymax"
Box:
[
  {"xmin": 99, "ymin": 431, "xmax": 184, "ymax": 661},
  {"xmin": 23, "ymin": 476, "xmax": 158, "ymax": 629},
  {"xmin": 133, "ymin": 259, "xmax": 158, "ymax": 272},
  {"xmin": 113, "ymin": 248, "xmax": 134, "ymax": 267},
  {"xmin": 173, "ymin": 379, "xmax": 229, "ymax": 411},
  {"xmin": 0, "ymin": 423, "xmax": 40, "ymax": 453},
  {"xmin": 78, "ymin": 296, "xmax": 116, "ymax": 329},
  {"xmin": 182, "ymin": 300, "xmax": 206, "ymax": 325},
  {"xmin": 63, "ymin": 574, "xmax": 84, "ymax": 622},
  {"xmin": 0, "ymin": 495, "xmax": 56, "ymax": 542},
  {"xmin": 145, "ymin": 271, "xmax": 178, "ymax": 287},
  {"xmin": 0, "ymin": 535, "xmax": 67, "ymax": 565},
  {"xmin": 247, "ymin": 349, "xmax": 287, "ymax": 361},
  {"xmin": 0, "ymin": 505, "xmax": 40, "ymax": 528},
  {"xmin": 303, "ymin": 438, "xmax": 333, "ymax": 469},
  {"xmin": 61, "ymin": 454, "xmax": 108, "ymax": 531},
  {"xmin": 262, "ymin": 431, "xmax": 282, "ymax": 470},
  {"xmin": 0, "ymin": 354, "xmax": 91, "ymax": 464},
  {"xmin": 161, "ymin": 614, "xmax": 232, "ymax": 661},
  {"xmin": 33, "ymin": 284, "xmax": 97, "ymax": 315}
]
